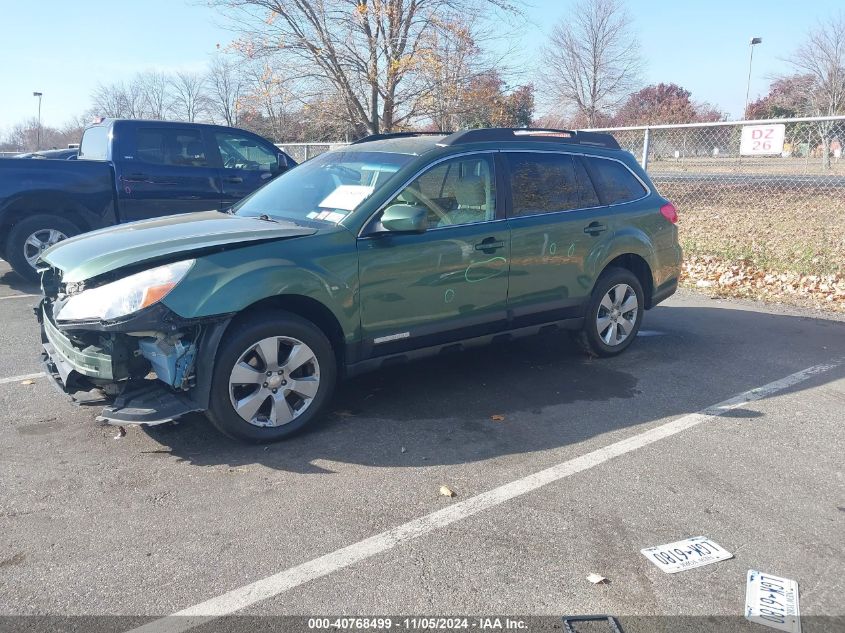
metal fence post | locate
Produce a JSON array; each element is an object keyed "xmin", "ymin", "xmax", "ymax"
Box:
[{"xmin": 641, "ymin": 127, "xmax": 651, "ymax": 171}]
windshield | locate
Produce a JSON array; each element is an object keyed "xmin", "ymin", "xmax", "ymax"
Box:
[{"xmin": 234, "ymin": 149, "xmax": 416, "ymax": 224}]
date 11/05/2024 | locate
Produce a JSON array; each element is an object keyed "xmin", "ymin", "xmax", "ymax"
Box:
[{"xmin": 308, "ymin": 617, "xmax": 529, "ymax": 630}]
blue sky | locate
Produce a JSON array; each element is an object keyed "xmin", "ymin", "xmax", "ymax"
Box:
[{"xmin": 0, "ymin": 0, "xmax": 841, "ymax": 131}]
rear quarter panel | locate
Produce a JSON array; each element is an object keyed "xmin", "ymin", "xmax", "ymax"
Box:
[{"xmin": 599, "ymin": 194, "xmax": 681, "ymax": 296}]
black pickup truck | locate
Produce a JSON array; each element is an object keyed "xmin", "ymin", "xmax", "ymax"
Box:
[{"xmin": 0, "ymin": 119, "xmax": 295, "ymax": 281}]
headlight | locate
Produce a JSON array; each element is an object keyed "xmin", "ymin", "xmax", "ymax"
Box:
[{"xmin": 56, "ymin": 259, "xmax": 194, "ymax": 322}]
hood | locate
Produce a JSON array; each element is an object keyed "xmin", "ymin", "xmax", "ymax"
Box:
[{"xmin": 41, "ymin": 211, "xmax": 316, "ymax": 283}]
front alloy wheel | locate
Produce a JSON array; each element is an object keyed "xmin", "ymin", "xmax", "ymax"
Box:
[
  {"xmin": 229, "ymin": 336, "xmax": 320, "ymax": 427},
  {"xmin": 207, "ymin": 311, "xmax": 337, "ymax": 443}
]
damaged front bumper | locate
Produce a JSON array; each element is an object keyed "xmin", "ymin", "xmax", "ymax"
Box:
[{"xmin": 37, "ymin": 301, "xmax": 221, "ymax": 426}]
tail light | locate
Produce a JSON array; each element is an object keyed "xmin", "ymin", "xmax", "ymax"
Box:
[{"xmin": 660, "ymin": 202, "xmax": 678, "ymax": 224}]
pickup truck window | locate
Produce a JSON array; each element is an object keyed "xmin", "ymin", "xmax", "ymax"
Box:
[
  {"xmin": 79, "ymin": 125, "xmax": 109, "ymax": 160},
  {"xmin": 136, "ymin": 128, "xmax": 209, "ymax": 167},
  {"xmin": 234, "ymin": 149, "xmax": 414, "ymax": 224},
  {"xmin": 215, "ymin": 132, "xmax": 277, "ymax": 171}
]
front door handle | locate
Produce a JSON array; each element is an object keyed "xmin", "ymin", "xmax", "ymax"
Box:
[
  {"xmin": 225, "ymin": 176, "xmax": 243, "ymax": 183},
  {"xmin": 474, "ymin": 237, "xmax": 506, "ymax": 254},
  {"xmin": 584, "ymin": 222, "xmax": 608, "ymax": 236}
]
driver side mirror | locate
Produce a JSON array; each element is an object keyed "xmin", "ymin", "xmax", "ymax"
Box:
[
  {"xmin": 380, "ymin": 204, "xmax": 427, "ymax": 234},
  {"xmin": 275, "ymin": 152, "xmax": 291, "ymax": 173}
]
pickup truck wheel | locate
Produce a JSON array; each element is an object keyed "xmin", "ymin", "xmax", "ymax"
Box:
[
  {"xmin": 6, "ymin": 215, "xmax": 78, "ymax": 282},
  {"xmin": 206, "ymin": 311, "xmax": 337, "ymax": 443},
  {"xmin": 573, "ymin": 267, "xmax": 644, "ymax": 358}
]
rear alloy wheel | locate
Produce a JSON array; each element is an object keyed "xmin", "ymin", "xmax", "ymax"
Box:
[
  {"xmin": 6, "ymin": 215, "xmax": 78, "ymax": 283},
  {"xmin": 207, "ymin": 311, "xmax": 337, "ymax": 442},
  {"xmin": 574, "ymin": 267, "xmax": 644, "ymax": 357},
  {"xmin": 596, "ymin": 283, "xmax": 638, "ymax": 347}
]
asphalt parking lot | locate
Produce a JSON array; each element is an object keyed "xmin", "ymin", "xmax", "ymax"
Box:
[{"xmin": 0, "ymin": 258, "xmax": 843, "ymax": 632}]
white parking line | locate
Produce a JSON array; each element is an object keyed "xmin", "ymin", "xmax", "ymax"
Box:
[
  {"xmin": 0, "ymin": 293, "xmax": 38, "ymax": 301},
  {"xmin": 127, "ymin": 357, "xmax": 844, "ymax": 633},
  {"xmin": 0, "ymin": 372, "xmax": 43, "ymax": 385}
]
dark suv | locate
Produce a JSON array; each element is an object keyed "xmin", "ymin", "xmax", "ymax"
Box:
[{"xmin": 36, "ymin": 128, "xmax": 681, "ymax": 442}]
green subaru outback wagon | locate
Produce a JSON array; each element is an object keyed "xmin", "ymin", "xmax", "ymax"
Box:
[{"xmin": 36, "ymin": 128, "xmax": 681, "ymax": 442}]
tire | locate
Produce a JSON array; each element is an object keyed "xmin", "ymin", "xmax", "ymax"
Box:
[
  {"xmin": 6, "ymin": 214, "xmax": 79, "ymax": 282},
  {"xmin": 206, "ymin": 310, "xmax": 337, "ymax": 443},
  {"xmin": 573, "ymin": 267, "xmax": 644, "ymax": 358}
]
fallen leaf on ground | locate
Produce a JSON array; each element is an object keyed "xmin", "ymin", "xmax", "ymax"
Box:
[
  {"xmin": 20, "ymin": 379, "xmax": 35, "ymax": 385},
  {"xmin": 401, "ymin": 446, "xmax": 407, "ymax": 453},
  {"xmin": 490, "ymin": 414, "xmax": 505, "ymax": 421},
  {"xmin": 439, "ymin": 485, "xmax": 456, "ymax": 498},
  {"xmin": 113, "ymin": 426, "xmax": 126, "ymax": 440},
  {"xmin": 586, "ymin": 573, "xmax": 607, "ymax": 584}
]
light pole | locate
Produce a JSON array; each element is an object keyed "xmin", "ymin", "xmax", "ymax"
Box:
[
  {"xmin": 33, "ymin": 91, "xmax": 43, "ymax": 150},
  {"xmin": 744, "ymin": 37, "xmax": 762, "ymax": 118}
]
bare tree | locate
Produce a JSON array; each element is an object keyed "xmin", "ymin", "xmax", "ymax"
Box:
[
  {"xmin": 415, "ymin": 17, "xmax": 483, "ymax": 131},
  {"xmin": 207, "ymin": 55, "xmax": 244, "ymax": 126},
  {"xmin": 2, "ymin": 116, "xmax": 87, "ymax": 152},
  {"xmin": 91, "ymin": 82, "xmax": 130, "ymax": 118},
  {"xmin": 237, "ymin": 60, "xmax": 298, "ymax": 140},
  {"xmin": 787, "ymin": 11, "xmax": 845, "ymax": 168},
  {"xmin": 91, "ymin": 76, "xmax": 155, "ymax": 119},
  {"xmin": 138, "ymin": 71, "xmax": 173, "ymax": 120},
  {"xmin": 214, "ymin": 0, "xmax": 524, "ymax": 136},
  {"xmin": 541, "ymin": 0, "xmax": 641, "ymax": 127},
  {"xmin": 169, "ymin": 72, "xmax": 209, "ymax": 122},
  {"xmin": 123, "ymin": 79, "xmax": 147, "ymax": 118}
]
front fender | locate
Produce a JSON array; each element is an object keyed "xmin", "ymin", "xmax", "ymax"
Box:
[{"xmin": 161, "ymin": 231, "xmax": 359, "ymax": 344}]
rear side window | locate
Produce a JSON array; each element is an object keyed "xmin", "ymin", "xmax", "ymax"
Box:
[
  {"xmin": 135, "ymin": 128, "xmax": 209, "ymax": 167},
  {"xmin": 78, "ymin": 126, "xmax": 109, "ymax": 160},
  {"xmin": 582, "ymin": 156, "xmax": 646, "ymax": 205},
  {"xmin": 507, "ymin": 153, "xmax": 583, "ymax": 215}
]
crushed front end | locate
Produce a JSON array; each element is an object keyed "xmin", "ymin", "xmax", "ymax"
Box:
[{"xmin": 36, "ymin": 261, "xmax": 223, "ymax": 425}]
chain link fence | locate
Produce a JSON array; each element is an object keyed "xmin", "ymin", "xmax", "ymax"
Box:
[
  {"xmin": 275, "ymin": 142, "xmax": 350, "ymax": 163},
  {"xmin": 589, "ymin": 117, "xmax": 845, "ymax": 288}
]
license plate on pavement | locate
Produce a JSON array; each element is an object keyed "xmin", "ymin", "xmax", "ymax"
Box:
[
  {"xmin": 745, "ymin": 570, "xmax": 801, "ymax": 633},
  {"xmin": 640, "ymin": 536, "xmax": 733, "ymax": 573}
]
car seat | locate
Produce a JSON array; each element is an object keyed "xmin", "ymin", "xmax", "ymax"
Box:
[{"xmin": 440, "ymin": 175, "xmax": 490, "ymax": 226}]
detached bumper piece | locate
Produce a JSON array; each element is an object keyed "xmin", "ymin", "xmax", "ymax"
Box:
[
  {"xmin": 40, "ymin": 306, "xmax": 202, "ymax": 425},
  {"xmin": 41, "ymin": 310, "xmax": 116, "ymax": 401},
  {"xmin": 43, "ymin": 311, "xmax": 114, "ymax": 380},
  {"xmin": 41, "ymin": 344, "xmax": 109, "ymax": 404},
  {"xmin": 96, "ymin": 382, "xmax": 201, "ymax": 426}
]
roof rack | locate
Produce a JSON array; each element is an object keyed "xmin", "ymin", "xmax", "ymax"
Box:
[
  {"xmin": 349, "ymin": 128, "xmax": 621, "ymax": 150},
  {"xmin": 351, "ymin": 131, "xmax": 450, "ymax": 145},
  {"xmin": 440, "ymin": 128, "xmax": 620, "ymax": 150}
]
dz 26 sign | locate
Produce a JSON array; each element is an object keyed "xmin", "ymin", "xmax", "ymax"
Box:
[{"xmin": 740, "ymin": 124, "xmax": 786, "ymax": 155}]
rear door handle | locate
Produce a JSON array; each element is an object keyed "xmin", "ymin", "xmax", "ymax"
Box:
[
  {"xmin": 584, "ymin": 222, "xmax": 608, "ymax": 235},
  {"xmin": 225, "ymin": 176, "xmax": 243, "ymax": 183},
  {"xmin": 474, "ymin": 237, "xmax": 506, "ymax": 253},
  {"xmin": 124, "ymin": 172, "xmax": 149, "ymax": 181}
]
